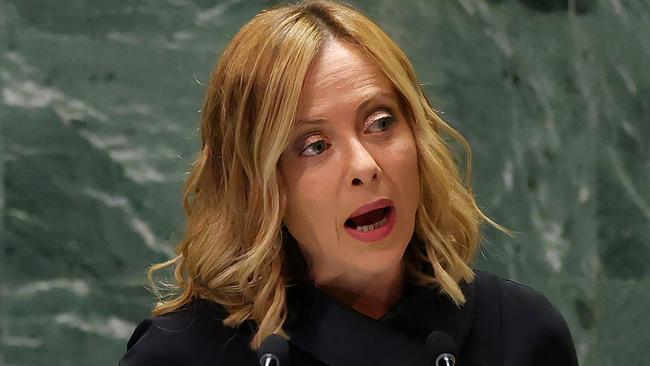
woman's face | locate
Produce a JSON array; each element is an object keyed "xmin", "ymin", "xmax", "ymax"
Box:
[{"xmin": 278, "ymin": 41, "xmax": 420, "ymax": 284}]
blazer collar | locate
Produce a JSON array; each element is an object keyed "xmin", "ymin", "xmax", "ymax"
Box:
[{"xmin": 284, "ymin": 277, "xmax": 477, "ymax": 366}]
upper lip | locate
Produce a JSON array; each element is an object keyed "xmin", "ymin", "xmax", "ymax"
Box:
[{"xmin": 347, "ymin": 198, "xmax": 394, "ymax": 219}]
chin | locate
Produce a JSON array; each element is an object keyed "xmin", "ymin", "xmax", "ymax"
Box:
[{"xmin": 351, "ymin": 242, "xmax": 408, "ymax": 275}]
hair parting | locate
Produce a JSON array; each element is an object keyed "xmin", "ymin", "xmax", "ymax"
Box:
[{"xmin": 147, "ymin": 0, "xmax": 510, "ymax": 350}]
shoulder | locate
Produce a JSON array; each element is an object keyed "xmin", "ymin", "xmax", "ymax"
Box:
[
  {"xmin": 473, "ymin": 270, "xmax": 579, "ymax": 365},
  {"xmin": 474, "ymin": 270, "xmax": 556, "ymax": 313},
  {"xmin": 118, "ymin": 299, "xmax": 256, "ymax": 366},
  {"xmin": 473, "ymin": 269, "xmax": 567, "ymax": 324}
]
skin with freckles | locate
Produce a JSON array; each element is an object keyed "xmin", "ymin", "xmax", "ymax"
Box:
[{"xmin": 278, "ymin": 40, "xmax": 421, "ymax": 318}]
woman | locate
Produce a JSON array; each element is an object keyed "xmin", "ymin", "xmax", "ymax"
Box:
[{"xmin": 120, "ymin": 1, "xmax": 579, "ymax": 365}]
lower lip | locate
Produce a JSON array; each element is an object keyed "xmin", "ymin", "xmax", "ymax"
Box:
[{"xmin": 344, "ymin": 207, "xmax": 396, "ymax": 243}]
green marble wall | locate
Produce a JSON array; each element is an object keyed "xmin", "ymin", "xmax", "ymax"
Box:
[{"xmin": 1, "ymin": 0, "xmax": 648, "ymax": 364}]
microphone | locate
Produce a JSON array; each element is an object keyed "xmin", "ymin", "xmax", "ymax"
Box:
[
  {"xmin": 257, "ymin": 334, "xmax": 289, "ymax": 366},
  {"xmin": 426, "ymin": 330, "xmax": 457, "ymax": 366}
]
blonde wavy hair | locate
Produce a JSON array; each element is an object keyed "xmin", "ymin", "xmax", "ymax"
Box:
[{"xmin": 148, "ymin": 0, "xmax": 508, "ymax": 349}]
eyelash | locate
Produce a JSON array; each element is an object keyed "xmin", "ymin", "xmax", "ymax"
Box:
[{"xmin": 300, "ymin": 111, "xmax": 396, "ymax": 157}]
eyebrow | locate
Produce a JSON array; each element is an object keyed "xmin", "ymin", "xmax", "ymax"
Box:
[{"xmin": 294, "ymin": 91, "xmax": 396, "ymax": 127}]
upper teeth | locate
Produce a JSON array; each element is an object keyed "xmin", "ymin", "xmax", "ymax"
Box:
[{"xmin": 356, "ymin": 216, "xmax": 388, "ymax": 232}]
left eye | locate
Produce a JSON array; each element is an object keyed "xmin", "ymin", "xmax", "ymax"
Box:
[{"xmin": 367, "ymin": 115, "xmax": 395, "ymax": 133}]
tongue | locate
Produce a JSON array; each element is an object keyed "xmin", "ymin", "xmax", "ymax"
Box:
[{"xmin": 348, "ymin": 207, "xmax": 387, "ymax": 227}]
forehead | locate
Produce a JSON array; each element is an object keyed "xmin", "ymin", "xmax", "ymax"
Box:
[{"xmin": 298, "ymin": 41, "xmax": 395, "ymax": 111}]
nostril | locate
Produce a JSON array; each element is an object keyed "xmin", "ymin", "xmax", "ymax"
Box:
[{"xmin": 352, "ymin": 178, "xmax": 362, "ymax": 186}]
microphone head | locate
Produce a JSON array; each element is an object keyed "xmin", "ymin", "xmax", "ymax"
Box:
[
  {"xmin": 257, "ymin": 333, "xmax": 289, "ymax": 366},
  {"xmin": 425, "ymin": 330, "xmax": 458, "ymax": 359}
]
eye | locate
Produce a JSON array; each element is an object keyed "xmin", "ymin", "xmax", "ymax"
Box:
[
  {"xmin": 301, "ymin": 137, "xmax": 331, "ymax": 157},
  {"xmin": 366, "ymin": 111, "xmax": 396, "ymax": 133}
]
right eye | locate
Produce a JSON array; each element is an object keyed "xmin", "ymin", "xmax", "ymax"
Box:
[{"xmin": 301, "ymin": 138, "xmax": 331, "ymax": 157}]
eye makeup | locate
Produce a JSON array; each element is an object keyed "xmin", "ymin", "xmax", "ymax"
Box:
[
  {"xmin": 294, "ymin": 106, "xmax": 398, "ymax": 157},
  {"xmin": 300, "ymin": 134, "xmax": 330, "ymax": 156},
  {"xmin": 363, "ymin": 109, "xmax": 395, "ymax": 132},
  {"xmin": 304, "ymin": 134, "xmax": 324, "ymax": 146}
]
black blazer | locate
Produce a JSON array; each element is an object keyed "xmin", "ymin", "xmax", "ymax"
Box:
[{"xmin": 119, "ymin": 270, "xmax": 578, "ymax": 366}]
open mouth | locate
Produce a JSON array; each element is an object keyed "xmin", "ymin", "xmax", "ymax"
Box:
[{"xmin": 344, "ymin": 206, "xmax": 393, "ymax": 232}]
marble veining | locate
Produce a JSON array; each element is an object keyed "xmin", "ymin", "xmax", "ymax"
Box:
[{"xmin": 1, "ymin": 0, "xmax": 648, "ymax": 365}]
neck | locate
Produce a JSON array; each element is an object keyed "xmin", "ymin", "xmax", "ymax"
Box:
[{"xmin": 314, "ymin": 263, "xmax": 405, "ymax": 319}]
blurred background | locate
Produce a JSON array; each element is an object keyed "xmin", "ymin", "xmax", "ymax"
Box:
[{"xmin": 1, "ymin": 0, "xmax": 648, "ymax": 365}]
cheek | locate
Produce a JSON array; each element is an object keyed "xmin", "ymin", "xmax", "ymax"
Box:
[
  {"xmin": 389, "ymin": 136, "xmax": 421, "ymax": 207},
  {"xmin": 283, "ymin": 168, "xmax": 337, "ymax": 231},
  {"xmin": 390, "ymin": 136, "xmax": 419, "ymax": 178}
]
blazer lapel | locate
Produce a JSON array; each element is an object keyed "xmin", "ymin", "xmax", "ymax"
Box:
[
  {"xmin": 284, "ymin": 277, "xmax": 477, "ymax": 366},
  {"xmin": 379, "ymin": 276, "xmax": 477, "ymax": 352}
]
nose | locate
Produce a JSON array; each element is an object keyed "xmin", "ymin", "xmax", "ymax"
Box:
[{"xmin": 348, "ymin": 140, "xmax": 381, "ymax": 186}]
